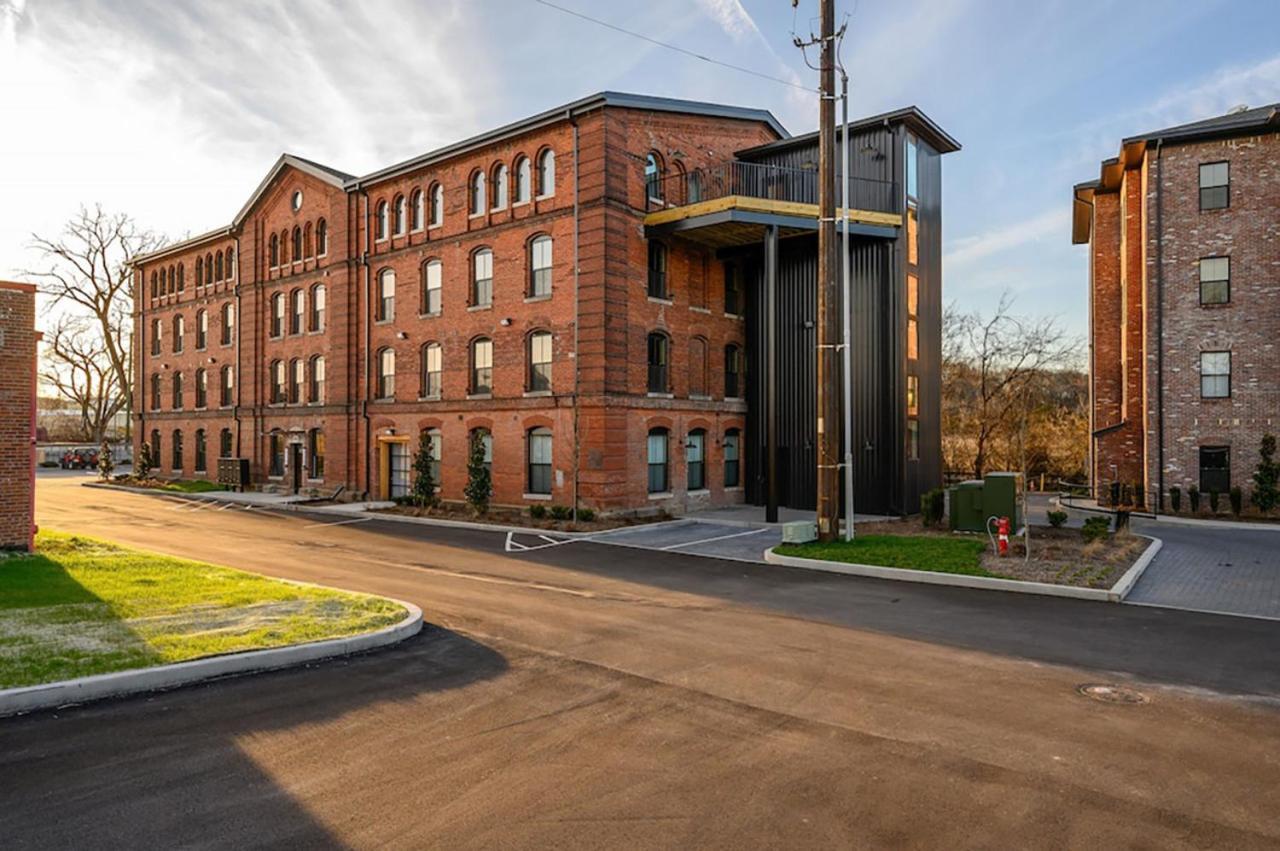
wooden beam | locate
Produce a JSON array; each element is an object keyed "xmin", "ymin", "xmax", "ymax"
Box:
[{"xmin": 643, "ymin": 195, "xmax": 902, "ymax": 229}]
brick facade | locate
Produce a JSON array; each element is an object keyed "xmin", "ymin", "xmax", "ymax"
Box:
[
  {"xmin": 0, "ymin": 282, "xmax": 38, "ymax": 550},
  {"xmin": 1078, "ymin": 107, "xmax": 1280, "ymax": 507},
  {"xmin": 134, "ymin": 96, "xmax": 777, "ymax": 514}
]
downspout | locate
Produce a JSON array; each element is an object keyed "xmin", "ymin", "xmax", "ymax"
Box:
[
  {"xmin": 233, "ymin": 231, "xmax": 243, "ymax": 459},
  {"xmin": 840, "ymin": 69, "xmax": 854, "ymax": 540},
  {"xmin": 1154, "ymin": 139, "xmax": 1164, "ymax": 512},
  {"xmin": 360, "ymin": 189, "xmax": 371, "ymax": 498},
  {"xmin": 570, "ymin": 110, "xmax": 582, "ymax": 523}
]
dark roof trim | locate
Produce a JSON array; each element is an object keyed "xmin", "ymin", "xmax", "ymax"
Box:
[
  {"xmin": 351, "ymin": 90, "xmax": 789, "ymax": 188},
  {"xmin": 133, "ymin": 225, "xmax": 235, "ymax": 266},
  {"xmin": 1122, "ymin": 103, "xmax": 1280, "ymax": 146},
  {"xmin": 735, "ymin": 105, "xmax": 961, "ymax": 157}
]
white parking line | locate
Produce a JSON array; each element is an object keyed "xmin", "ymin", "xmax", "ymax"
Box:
[
  {"xmin": 302, "ymin": 517, "xmax": 371, "ymax": 529},
  {"xmin": 504, "ymin": 531, "xmax": 577, "ymax": 552},
  {"xmin": 658, "ymin": 527, "xmax": 770, "ymax": 551}
]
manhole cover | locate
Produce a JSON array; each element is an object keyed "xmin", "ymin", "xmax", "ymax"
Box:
[{"xmin": 1077, "ymin": 683, "xmax": 1148, "ymax": 705}]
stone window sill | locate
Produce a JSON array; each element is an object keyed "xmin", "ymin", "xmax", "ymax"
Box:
[{"xmin": 523, "ymin": 493, "xmax": 552, "ymax": 501}]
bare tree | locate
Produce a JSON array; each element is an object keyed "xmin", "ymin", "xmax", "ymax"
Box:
[
  {"xmin": 40, "ymin": 316, "xmax": 124, "ymax": 443},
  {"xmin": 24, "ymin": 205, "xmax": 162, "ymax": 437}
]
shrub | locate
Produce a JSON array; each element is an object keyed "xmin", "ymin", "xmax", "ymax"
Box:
[
  {"xmin": 97, "ymin": 441, "xmax": 115, "ymax": 481},
  {"xmin": 137, "ymin": 442, "xmax": 154, "ymax": 479},
  {"xmin": 410, "ymin": 430, "xmax": 438, "ymax": 509},
  {"xmin": 577, "ymin": 507, "xmax": 596, "ymax": 522},
  {"xmin": 1081, "ymin": 516, "xmax": 1111, "ymax": 543},
  {"xmin": 549, "ymin": 505, "xmax": 572, "ymax": 521},
  {"xmin": 1109, "ymin": 481, "xmax": 1120, "ymax": 506},
  {"xmin": 1170, "ymin": 486, "xmax": 1182, "ymax": 513},
  {"xmin": 1189, "ymin": 484, "xmax": 1200, "ymax": 513},
  {"xmin": 1209, "ymin": 489, "xmax": 1220, "ymax": 514},
  {"xmin": 464, "ymin": 433, "xmax": 491, "ymax": 515},
  {"xmin": 1253, "ymin": 434, "xmax": 1280, "ymax": 512},
  {"xmin": 1230, "ymin": 486, "xmax": 1243, "ymax": 518},
  {"xmin": 1046, "ymin": 510, "xmax": 1068, "ymax": 528},
  {"xmin": 1119, "ymin": 482, "xmax": 1132, "ymax": 507},
  {"xmin": 920, "ymin": 488, "xmax": 945, "ymax": 527},
  {"xmin": 529, "ymin": 504, "xmax": 546, "ymax": 520},
  {"xmin": 1134, "ymin": 482, "xmax": 1145, "ymax": 508}
]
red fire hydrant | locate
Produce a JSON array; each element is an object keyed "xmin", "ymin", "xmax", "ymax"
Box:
[{"xmin": 996, "ymin": 516, "xmax": 1011, "ymax": 557}]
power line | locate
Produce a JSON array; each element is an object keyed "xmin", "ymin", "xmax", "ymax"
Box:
[{"xmin": 531, "ymin": 0, "xmax": 815, "ymax": 93}]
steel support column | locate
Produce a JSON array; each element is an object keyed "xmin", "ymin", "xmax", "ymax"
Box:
[{"xmin": 765, "ymin": 223, "xmax": 779, "ymax": 524}]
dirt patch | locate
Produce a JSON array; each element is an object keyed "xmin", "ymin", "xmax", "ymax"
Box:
[{"xmin": 375, "ymin": 501, "xmax": 671, "ymax": 534}]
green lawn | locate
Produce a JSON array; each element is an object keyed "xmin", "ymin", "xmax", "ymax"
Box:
[
  {"xmin": 775, "ymin": 534, "xmax": 994, "ymax": 577},
  {"xmin": 0, "ymin": 532, "xmax": 406, "ymax": 689},
  {"xmin": 160, "ymin": 479, "xmax": 225, "ymax": 493}
]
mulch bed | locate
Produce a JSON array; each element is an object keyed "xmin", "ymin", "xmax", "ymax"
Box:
[{"xmin": 374, "ymin": 502, "xmax": 671, "ymax": 534}]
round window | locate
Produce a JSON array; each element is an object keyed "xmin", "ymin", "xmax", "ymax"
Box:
[{"xmin": 291, "ymin": 190, "xmax": 303, "ymax": 211}]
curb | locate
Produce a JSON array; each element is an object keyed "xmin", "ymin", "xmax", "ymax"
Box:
[
  {"xmin": 1151, "ymin": 514, "xmax": 1280, "ymax": 533},
  {"xmin": 0, "ymin": 600, "xmax": 423, "ymax": 719},
  {"xmin": 762, "ymin": 535, "xmax": 1162, "ymax": 603}
]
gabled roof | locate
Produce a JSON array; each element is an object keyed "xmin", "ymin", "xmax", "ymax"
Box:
[
  {"xmin": 1123, "ymin": 102, "xmax": 1280, "ymax": 146},
  {"xmin": 233, "ymin": 153, "xmax": 352, "ymax": 226},
  {"xmin": 132, "ymin": 225, "xmax": 235, "ymax": 266},
  {"xmin": 735, "ymin": 105, "xmax": 961, "ymax": 157}
]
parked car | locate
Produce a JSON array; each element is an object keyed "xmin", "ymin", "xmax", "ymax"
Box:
[{"xmin": 60, "ymin": 448, "xmax": 99, "ymax": 470}]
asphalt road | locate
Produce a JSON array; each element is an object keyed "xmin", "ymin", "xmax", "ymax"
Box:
[{"xmin": 5, "ymin": 477, "xmax": 1280, "ymax": 849}]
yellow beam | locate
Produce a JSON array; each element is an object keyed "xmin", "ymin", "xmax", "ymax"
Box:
[{"xmin": 644, "ymin": 195, "xmax": 902, "ymax": 228}]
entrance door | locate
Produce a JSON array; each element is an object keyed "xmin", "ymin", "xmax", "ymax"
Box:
[
  {"xmin": 388, "ymin": 442, "xmax": 410, "ymax": 500},
  {"xmin": 290, "ymin": 444, "xmax": 303, "ymax": 494}
]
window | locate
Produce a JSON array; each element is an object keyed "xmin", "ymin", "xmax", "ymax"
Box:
[
  {"xmin": 1199, "ymin": 257, "xmax": 1230, "ymax": 305},
  {"xmin": 270, "ymin": 234, "xmax": 280, "ymax": 268},
  {"xmin": 289, "ymin": 358, "xmax": 302, "ymax": 403},
  {"xmin": 151, "ymin": 318, "xmax": 162, "ymax": 355},
  {"xmin": 470, "ymin": 171, "xmax": 486, "ymax": 216},
  {"xmin": 269, "ymin": 431, "xmax": 284, "ymax": 477},
  {"xmin": 527, "ymin": 427, "xmax": 552, "ymax": 495},
  {"xmin": 724, "ymin": 262, "xmax": 742, "ymax": 315},
  {"xmin": 291, "ymin": 189, "xmax": 303, "ymax": 211},
  {"xmin": 645, "ymin": 152, "xmax": 664, "ymax": 203},
  {"xmin": 393, "ymin": 194, "xmax": 406, "ymax": 235},
  {"xmin": 907, "ymin": 375, "xmax": 919, "ymax": 417},
  {"xmin": 220, "ymin": 302, "xmax": 235, "ymax": 345},
  {"xmin": 647, "ymin": 332, "xmax": 669, "ymax": 393},
  {"xmin": 171, "ymin": 429, "xmax": 183, "ymax": 471},
  {"xmin": 420, "ymin": 342, "xmax": 442, "ymax": 398},
  {"xmin": 492, "ymin": 163, "xmax": 508, "ymax": 209},
  {"xmin": 405, "ymin": 189, "xmax": 421, "ymax": 232},
  {"xmin": 528, "ymin": 330, "xmax": 552, "ymax": 392},
  {"xmin": 310, "ymin": 283, "xmax": 325, "ymax": 331},
  {"xmin": 291, "ymin": 226, "xmax": 302, "ymax": 262},
  {"xmin": 270, "ymin": 359, "xmax": 284, "ymax": 403},
  {"xmin": 309, "ymin": 429, "xmax": 325, "ymax": 479},
  {"xmin": 907, "ymin": 420, "xmax": 920, "ymax": 461},
  {"xmin": 686, "ymin": 429, "xmax": 706, "ymax": 491},
  {"xmin": 515, "ymin": 156, "xmax": 532, "ymax": 204},
  {"xmin": 429, "ymin": 184, "xmax": 443, "ymax": 227},
  {"xmin": 304, "ymin": 223, "xmax": 313, "ymax": 258},
  {"xmin": 226, "ymin": 247, "xmax": 235, "ymax": 279},
  {"xmin": 215, "ymin": 250, "xmax": 224, "ymax": 281},
  {"xmin": 424, "ymin": 428, "xmax": 442, "ymax": 484},
  {"xmin": 195, "ymin": 368, "xmax": 207, "ymax": 408},
  {"xmin": 172, "ymin": 371, "xmax": 184, "ymax": 409},
  {"xmin": 647, "ymin": 241, "xmax": 668, "ymax": 299},
  {"xmin": 150, "ymin": 374, "xmax": 161, "ymax": 410},
  {"xmin": 178, "ymin": 264, "xmax": 185, "ymax": 292},
  {"xmin": 907, "ymin": 205, "xmax": 919, "ymax": 267},
  {"xmin": 194, "ymin": 260, "xmax": 202, "ymax": 289},
  {"xmin": 1199, "ymin": 446, "xmax": 1230, "ymax": 495},
  {"xmin": 279, "ymin": 232, "xmax": 289, "ymax": 265},
  {"xmin": 472, "ymin": 248, "xmax": 493, "ymax": 307},
  {"xmin": 149, "ymin": 430, "xmax": 161, "ymax": 469},
  {"xmin": 376, "ymin": 200, "xmax": 389, "ymax": 240},
  {"xmin": 219, "ymin": 428, "xmax": 233, "ymax": 459},
  {"xmin": 689, "ymin": 337, "xmax": 708, "ymax": 397},
  {"xmin": 537, "ymin": 149, "xmax": 555, "ymax": 196},
  {"xmin": 309, "ymin": 355, "xmax": 325, "ymax": 403},
  {"xmin": 196, "ymin": 309, "xmax": 208, "ymax": 349},
  {"xmin": 471, "ymin": 337, "xmax": 493, "ymax": 395},
  {"xmin": 271, "ymin": 292, "xmax": 284, "ymax": 337},
  {"xmin": 377, "ymin": 268, "xmax": 395, "ymax": 321},
  {"xmin": 907, "ymin": 274, "xmax": 919, "ymax": 361},
  {"xmin": 377, "ymin": 347, "xmax": 395, "ymax": 399},
  {"xmin": 647, "ymin": 428, "xmax": 669, "ymax": 494},
  {"xmin": 220, "ymin": 365, "xmax": 234, "ymax": 407},
  {"xmin": 317, "ymin": 219, "xmax": 328, "ymax": 256},
  {"xmin": 421, "ymin": 259, "xmax": 442, "ymax": 314},
  {"xmin": 724, "ymin": 429, "xmax": 741, "ymax": 488},
  {"xmin": 1200, "ymin": 351, "xmax": 1230, "ymax": 398},
  {"xmin": 194, "ymin": 429, "xmax": 207, "ymax": 473},
  {"xmin": 906, "ymin": 133, "xmax": 919, "ymax": 201},
  {"xmin": 1199, "ymin": 161, "xmax": 1229, "ymax": 211},
  {"xmin": 529, "ymin": 235, "xmax": 552, "ymax": 297},
  {"xmin": 724, "ymin": 344, "xmax": 743, "ymax": 399},
  {"xmin": 173, "ymin": 315, "xmax": 184, "ymax": 353},
  {"xmin": 290, "ymin": 288, "xmax": 304, "ymax": 334}
]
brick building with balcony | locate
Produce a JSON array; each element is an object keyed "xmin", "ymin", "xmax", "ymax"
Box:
[
  {"xmin": 134, "ymin": 92, "xmax": 956, "ymax": 517},
  {"xmin": 1073, "ymin": 103, "xmax": 1280, "ymax": 507}
]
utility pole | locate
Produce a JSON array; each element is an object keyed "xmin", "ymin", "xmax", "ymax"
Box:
[{"xmin": 815, "ymin": 0, "xmax": 840, "ymax": 540}]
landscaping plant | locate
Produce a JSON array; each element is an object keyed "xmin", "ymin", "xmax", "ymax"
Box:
[
  {"xmin": 1252, "ymin": 433, "xmax": 1280, "ymax": 512},
  {"xmin": 1081, "ymin": 516, "xmax": 1110, "ymax": 543},
  {"xmin": 577, "ymin": 507, "xmax": 595, "ymax": 522},
  {"xmin": 920, "ymin": 488, "xmax": 945, "ymax": 527},
  {"xmin": 1134, "ymin": 482, "xmax": 1145, "ymax": 508},
  {"xmin": 1230, "ymin": 486, "xmax": 1243, "ymax": 518},
  {"xmin": 1169, "ymin": 485, "xmax": 1181, "ymax": 513},
  {"xmin": 464, "ymin": 433, "xmax": 491, "ymax": 515},
  {"xmin": 1209, "ymin": 489, "xmax": 1220, "ymax": 514},
  {"xmin": 529, "ymin": 504, "xmax": 546, "ymax": 520},
  {"xmin": 1046, "ymin": 509, "xmax": 1068, "ymax": 528},
  {"xmin": 97, "ymin": 441, "xmax": 114, "ymax": 481},
  {"xmin": 550, "ymin": 505, "xmax": 572, "ymax": 521},
  {"xmin": 136, "ymin": 441, "xmax": 154, "ymax": 479},
  {"xmin": 1189, "ymin": 484, "xmax": 1200, "ymax": 513},
  {"xmin": 410, "ymin": 430, "xmax": 438, "ymax": 509}
]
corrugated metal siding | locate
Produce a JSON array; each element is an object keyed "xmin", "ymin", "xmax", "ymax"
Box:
[{"xmin": 740, "ymin": 127, "xmax": 898, "ymax": 212}]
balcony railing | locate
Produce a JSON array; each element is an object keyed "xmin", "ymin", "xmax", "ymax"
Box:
[{"xmin": 645, "ymin": 161, "xmax": 899, "ymax": 216}]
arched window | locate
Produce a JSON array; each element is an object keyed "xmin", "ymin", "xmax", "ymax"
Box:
[
  {"xmin": 172, "ymin": 371, "xmax": 184, "ymax": 409},
  {"xmin": 492, "ymin": 163, "xmax": 508, "ymax": 209},
  {"xmin": 647, "ymin": 332, "xmax": 670, "ymax": 393},
  {"xmin": 220, "ymin": 365, "xmax": 234, "ymax": 407},
  {"xmin": 420, "ymin": 342, "xmax": 442, "ymax": 398},
  {"xmin": 527, "ymin": 427, "xmax": 552, "ymax": 495},
  {"xmin": 177, "ymin": 264, "xmax": 185, "ymax": 292},
  {"xmin": 288, "ymin": 357, "xmax": 303, "ymax": 403},
  {"xmin": 195, "ymin": 256, "xmax": 204, "ymax": 287},
  {"xmin": 375, "ymin": 200, "xmax": 389, "ymax": 240},
  {"xmin": 723, "ymin": 428, "xmax": 741, "ymax": 487},
  {"xmin": 537, "ymin": 148, "xmax": 555, "ymax": 196},
  {"xmin": 270, "ymin": 359, "xmax": 285, "ymax": 403},
  {"xmin": 226, "ymin": 247, "xmax": 235, "ymax": 279},
  {"xmin": 470, "ymin": 427, "xmax": 493, "ymax": 478},
  {"xmin": 270, "ymin": 292, "xmax": 284, "ymax": 337},
  {"xmin": 291, "ymin": 226, "xmax": 302, "ymax": 261},
  {"xmin": 149, "ymin": 430, "xmax": 161, "ymax": 469},
  {"xmin": 376, "ymin": 347, "xmax": 395, "ymax": 399},
  {"xmin": 270, "ymin": 233, "xmax": 280, "ymax": 267},
  {"xmin": 289, "ymin": 288, "xmax": 304, "ymax": 335},
  {"xmin": 196, "ymin": 309, "xmax": 208, "ymax": 349},
  {"xmin": 194, "ymin": 429, "xmax": 207, "ymax": 473},
  {"xmin": 173, "ymin": 315, "xmax": 185, "ymax": 353},
  {"xmin": 220, "ymin": 302, "xmax": 235, "ymax": 345},
  {"xmin": 686, "ymin": 429, "xmax": 706, "ymax": 491},
  {"xmin": 689, "ymin": 336, "xmax": 708, "ymax": 398},
  {"xmin": 429, "ymin": 183, "xmax": 443, "ymax": 227},
  {"xmin": 724, "ymin": 344, "xmax": 743, "ymax": 398},
  {"xmin": 310, "ymin": 283, "xmax": 325, "ymax": 331},
  {"xmin": 150, "ymin": 373, "xmax": 161, "ymax": 410},
  {"xmin": 470, "ymin": 337, "xmax": 493, "ymax": 395},
  {"xmin": 377, "ymin": 268, "xmax": 395, "ymax": 321},
  {"xmin": 423, "ymin": 428, "xmax": 441, "ymax": 484},
  {"xmin": 304, "ymin": 222, "xmax": 313, "ymax": 258},
  {"xmin": 411, "ymin": 189, "xmax": 424, "ymax": 231},
  {"xmin": 309, "ymin": 355, "xmax": 324, "ymax": 403},
  {"xmin": 151, "ymin": 318, "xmax": 162, "ymax": 355},
  {"xmin": 215, "ymin": 250, "xmax": 224, "ymax": 281},
  {"xmin": 219, "ymin": 428, "xmax": 233, "ymax": 459},
  {"xmin": 469, "ymin": 171, "xmax": 486, "ymax": 216},
  {"xmin": 421, "ymin": 259, "xmax": 442, "ymax": 315},
  {"xmin": 170, "ymin": 265, "xmax": 178, "ymax": 294},
  {"xmin": 194, "ymin": 367, "xmax": 207, "ymax": 408},
  {"xmin": 645, "ymin": 152, "xmax": 664, "ymax": 203},
  {"xmin": 308, "ymin": 429, "xmax": 325, "ymax": 478},
  {"xmin": 268, "ymin": 430, "xmax": 284, "ymax": 477},
  {"xmin": 647, "ymin": 428, "xmax": 669, "ymax": 494},
  {"xmin": 528, "ymin": 330, "xmax": 552, "ymax": 392},
  {"xmin": 206, "ymin": 252, "xmax": 214, "ymax": 281},
  {"xmin": 529, "ymin": 235, "xmax": 552, "ymax": 297},
  {"xmin": 150, "ymin": 271, "xmax": 158, "ymax": 299},
  {"xmin": 647, "ymin": 241, "xmax": 668, "ymax": 298},
  {"xmin": 172, "ymin": 429, "xmax": 184, "ymax": 471},
  {"xmin": 393, "ymin": 194, "xmax": 406, "ymax": 235},
  {"xmin": 471, "ymin": 248, "xmax": 493, "ymax": 307},
  {"xmin": 317, "ymin": 219, "xmax": 328, "ymax": 256},
  {"xmin": 514, "ymin": 156, "xmax": 532, "ymax": 204}
]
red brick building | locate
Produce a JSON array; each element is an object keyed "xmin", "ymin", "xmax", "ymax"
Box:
[
  {"xmin": 1073, "ymin": 104, "xmax": 1280, "ymax": 507},
  {"xmin": 0, "ymin": 281, "xmax": 38, "ymax": 551},
  {"xmin": 135, "ymin": 92, "xmax": 955, "ymax": 517}
]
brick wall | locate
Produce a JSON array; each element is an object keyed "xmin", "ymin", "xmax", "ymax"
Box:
[{"xmin": 0, "ymin": 282, "xmax": 37, "ymax": 550}]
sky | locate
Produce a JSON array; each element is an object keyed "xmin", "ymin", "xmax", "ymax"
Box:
[{"xmin": 3, "ymin": 0, "xmax": 1280, "ymax": 339}]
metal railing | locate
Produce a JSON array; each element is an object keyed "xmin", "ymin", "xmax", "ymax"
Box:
[{"xmin": 645, "ymin": 160, "xmax": 898, "ymax": 216}]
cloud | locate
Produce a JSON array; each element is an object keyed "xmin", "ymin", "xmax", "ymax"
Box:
[
  {"xmin": 945, "ymin": 208, "xmax": 1071, "ymax": 272},
  {"xmin": 694, "ymin": 0, "xmax": 761, "ymax": 43}
]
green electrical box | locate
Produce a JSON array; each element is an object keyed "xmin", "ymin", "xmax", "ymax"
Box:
[
  {"xmin": 983, "ymin": 472, "xmax": 1022, "ymax": 531},
  {"xmin": 949, "ymin": 480, "xmax": 987, "ymax": 532}
]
